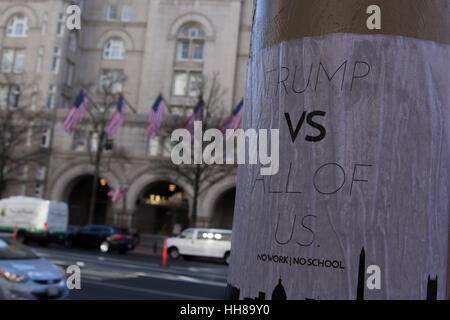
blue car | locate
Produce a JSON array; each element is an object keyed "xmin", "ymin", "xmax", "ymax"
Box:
[{"xmin": 0, "ymin": 235, "xmax": 68, "ymax": 300}]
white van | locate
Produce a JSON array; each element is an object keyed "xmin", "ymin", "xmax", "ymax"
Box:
[
  {"xmin": 0, "ymin": 197, "xmax": 68, "ymax": 244},
  {"xmin": 166, "ymin": 228, "xmax": 232, "ymax": 264}
]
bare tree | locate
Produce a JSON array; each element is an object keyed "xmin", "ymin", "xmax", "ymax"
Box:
[
  {"xmin": 78, "ymin": 72, "xmax": 131, "ymax": 225},
  {"xmin": 102, "ymin": 145, "xmax": 131, "ymax": 227},
  {"xmin": 154, "ymin": 73, "xmax": 237, "ymax": 227},
  {"xmin": 0, "ymin": 74, "xmax": 52, "ymax": 198}
]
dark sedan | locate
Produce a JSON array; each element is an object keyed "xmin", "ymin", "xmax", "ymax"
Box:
[{"xmin": 63, "ymin": 225, "xmax": 134, "ymax": 254}]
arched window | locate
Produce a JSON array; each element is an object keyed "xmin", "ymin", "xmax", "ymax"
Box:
[
  {"xmin": 103, "ymin": 39, "xmax": 125, "ymax": 60},
  {"xmin": 176, "ymin": 24, "xmax": 205, "ymax": 61},
  {"xmin": 6, "ymin": 15, "xmax": 29, "ymax": 37}
]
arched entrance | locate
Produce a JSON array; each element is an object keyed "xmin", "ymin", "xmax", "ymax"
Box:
[
  {"xmin": 66, "ymin": 175, "xmax": 112, "ymax": 226},
  {"xmin": 134, "ymin": 181, "xmax": 189, "ymax": 236},
  {"xmin": 210, "ymin": 187, "xmax": 236, "ymax": 229}
]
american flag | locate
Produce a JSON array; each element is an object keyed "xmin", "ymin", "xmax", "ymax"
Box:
[
  {"xmin": 62, "ymin": 91, "xmax": 88, "ymax": 134},
  {"xmin": 108, "ymin": 187, "xmax": 127, "ymax": 205},
  {"xmin": 182, "ymin": 97, "xmax": 205, "ymax": 136},
  {"xmin": 220, "ymin": 99, "xmax": 243, "ymax": 140},
  {"xmin": 106, "ymin": 95, "xmax": 126, "ymax": 138},
  {"xmin": 148, "ymin": 94, "xmax": 166, "ymax": 139}
]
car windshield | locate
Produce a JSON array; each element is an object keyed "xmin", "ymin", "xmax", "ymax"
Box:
[{"xmin": 0, "ymin": 238, "xmax": 39, "ymax": 260}]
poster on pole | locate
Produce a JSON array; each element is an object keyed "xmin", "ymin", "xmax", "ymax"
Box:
[{"xmin": 228, "ymin": 0, "xmax": 449, "ymax": 300}]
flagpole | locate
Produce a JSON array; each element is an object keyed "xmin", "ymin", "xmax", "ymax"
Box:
[
  {"xmin": 78, "ymin": 89, "xmax": 100, "ymax": 125},
  {"xmin": 162, "ymin": 95, "xmax": 176, "ymax": 124},
  {"xmin": 80, "ymin": 86, "xmax": 101, "ymax": 111},
  {"xmin": 161, "ymin": 93, "xmax": 170, "ymax": 111},
  {"xmin": 120, "ymin": 95, "xmax": 138, "ymax": 114},
  {"xmin": 64, "ymin": 88, "xmax": 98, "ymax": 128},
  {"xmin": 160, "ymin": 93, "xmax": 175, "ymax": 123},
  {"xmin": 79, "ymin": 88, "xmax": 138, "ymax": 126}
]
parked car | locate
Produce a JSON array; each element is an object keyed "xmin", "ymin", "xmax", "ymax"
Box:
[
  {"xmin": 166, "ymin": 228, "xmax": 232, "ymax": 264},
  {"xmin": 0, "ymin": 197, "xmax": 68, "ymax": 246},
  {"xmin": 56, "ymin": 225, "xmax": 79, "ymax": 246},
  {"xmin": 64, "ymin": 225, "xmax": 134, "ymax": 254},
  {"xmin": 65, "ymin": 226, "xmax": 79, "ymax": 237},
  {"xmin": 0, "ymin": 235, "xmax": 68, "ymax": 300}
]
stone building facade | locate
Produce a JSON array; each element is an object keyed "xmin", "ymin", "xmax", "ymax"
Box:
[{"xmin": 0, "ymin": 0, "xmax": 252, "ymax": 234}]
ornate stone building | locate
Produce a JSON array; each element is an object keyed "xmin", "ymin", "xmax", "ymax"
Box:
[{"xmin": 0, "ymin": 0, "xmax": 252, "ymax": 234}]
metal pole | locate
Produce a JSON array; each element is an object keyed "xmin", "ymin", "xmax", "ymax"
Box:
[{"xmin": 228, "ymin": 0, "xmax": 449, "ymax": 300}]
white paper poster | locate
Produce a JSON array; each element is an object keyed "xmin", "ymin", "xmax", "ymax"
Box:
[{"xmin": 228, "ymin": 33, "xmax": 449, "ymax": 299}]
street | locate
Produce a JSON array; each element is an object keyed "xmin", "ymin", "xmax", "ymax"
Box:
[{"xmin": 29, "ymin": 245, "xmax": 229, "ymax": 300}]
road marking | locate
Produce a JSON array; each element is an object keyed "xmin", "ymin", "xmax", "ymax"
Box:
[
  {"xmin": 82, "ymin": 279, "xmax": 213, "ymax": 300},
  {"xmin": 82, "ymin": 275, "xmax": 103, "ymax": 281},
  {"xmin": 37, "ymin": 249, "xmax": 160, "ymax": 268},
  {"xmin": 48, "ymin": 257, "xmax": 227, "ymax": 287},
  {"xmin": 170, "ymin": 265, "xmax": 228, "ymax": 277},
  {"xmin": 173, "ymin": 275, "xmax": 227, "ymax": 287},
  {"xmin": 61, "ymin": 262, "xmax": 227, "ymax": 287},
  {"xmin": 40, "ymin": 251, "xmax": 228, "ymax": 282}
]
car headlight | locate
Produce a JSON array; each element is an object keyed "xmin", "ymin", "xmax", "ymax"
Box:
[{"xmin": 0, "ymin": 269, "xmax": 28, "ymax": 283}]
